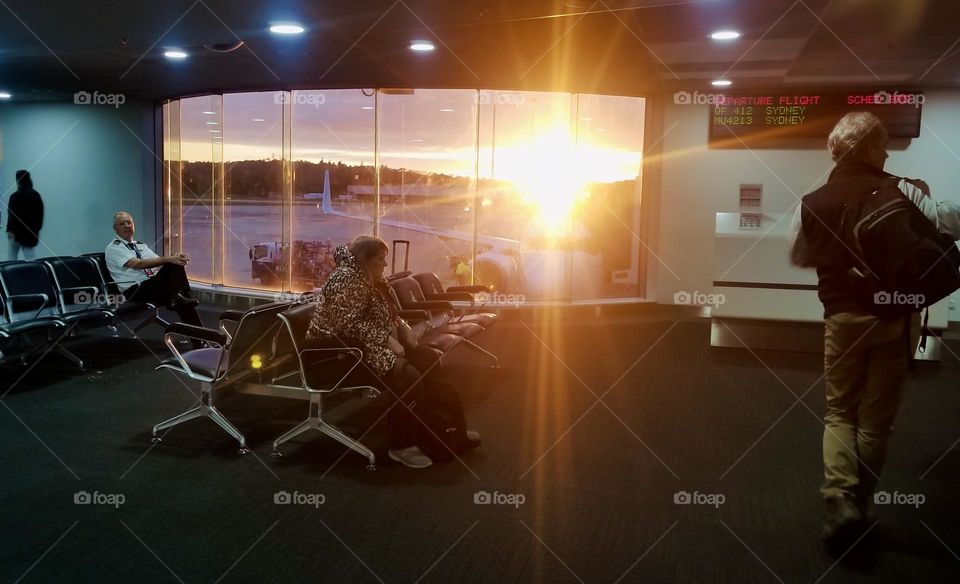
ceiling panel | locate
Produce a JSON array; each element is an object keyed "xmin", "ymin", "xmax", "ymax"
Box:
[{"xmin": 0, "ymin": 0, "xmax": 957, "ymax": 103}]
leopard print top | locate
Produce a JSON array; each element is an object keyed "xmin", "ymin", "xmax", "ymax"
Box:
[{"xmin": 306, "ymin": 245, "xmax": 395, "ymax": 376}]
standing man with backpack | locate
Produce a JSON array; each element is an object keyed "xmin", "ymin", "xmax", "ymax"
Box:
[{"xmin": 790, "ymin": 111, "xmax": 960, "ymax": 552}]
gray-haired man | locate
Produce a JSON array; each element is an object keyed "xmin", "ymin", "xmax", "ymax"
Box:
[
  {"xmin": 790, "ymin": 111, "xmax": 960, "ymax": 550},
  {"xmin": 105, "ymin": 211, "xmax": 202, "ymax": 329}
]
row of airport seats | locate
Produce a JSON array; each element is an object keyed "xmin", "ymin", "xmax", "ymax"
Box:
[
  {"xmin": 387, "ymin": 273, "xmax": 499, "ymax": 367},
  {"xmin": 0, "ymin": 254, "xmax": 168, "ymax": 370},
  {"xmin": 151, "ymin": 273, "xmax": 499, "ymax": 469}
]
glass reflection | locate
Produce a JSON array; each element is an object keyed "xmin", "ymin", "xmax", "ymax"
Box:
[
  {"xmin": 571, "ymin": 93, "xmax": 646, "ymax": 299},
  {"xmin": 475, "ymin": 90, "xmax": 575, "ymax": 300},
  {"xmin": 290, "ymin": 89, "xmax": 376, "ymax": 292},
  {"xmin": 221, "ymin": 91, "xmax": 283, "ymax": 290},
  {"xmin": 178, "ymin": 95, "xmax": 221, "ymax": 283},
  {"xmin": 163, "ymin": 88, "xmax": 646, "ymax": 302},
  {"xmin": 378, "ymin": 89, "xmax": 478, "ymax": 284}
]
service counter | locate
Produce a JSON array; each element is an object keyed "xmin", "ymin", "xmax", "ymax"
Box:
[{"xmin": 711, "ymin": 212, "xmax": 948, "ymax": 359}]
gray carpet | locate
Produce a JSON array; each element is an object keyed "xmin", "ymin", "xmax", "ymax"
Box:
[{"xmin": 2, "ymin": 309, "xmax": 960, "ymax": 583}]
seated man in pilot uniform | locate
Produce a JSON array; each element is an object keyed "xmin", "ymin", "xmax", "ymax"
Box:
[{"xmin": 105, "ymin": 211, "xmax": 202, "ymax": 330}]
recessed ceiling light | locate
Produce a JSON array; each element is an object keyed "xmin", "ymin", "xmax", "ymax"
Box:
[
  {"xmin": 206, "ymin": 121, "xmax": 219, "ymax": 125},
  {"xmin": 710, "ymin": 30, "xmax": 741, "ymax": 40},
  {"xmin": 270, "ymin": 23, "xmax": 305, "ymax": 35},
  {"xmin": 440, "ymin": 108, "xmax": 453, "ymax": 112},
  {"xmin": 361, "ymin": 106, "xmax": 374, "ymax": 110},
  {"xmin": 164, "ymin": 49, "xmax": 188, "ymax": 59},
  {"xmin": 252, "ymin": 118, "xmax": 265, "ymax": 122},
  {"xmin": 410, "ymin": 139, "xmax": 423, "ymax": 142},
  {"xmin": 711, "ymin": 79, "xmax": 733, "ymax": 87},
  {"xmin": 0, "ymin": 92, "xmax": 11, "ymax": 99},
  {"xmin": 203, "ymin": 111, "xmax": 216, "ymax": 115},
  {"xmin": 409, "ymin": 40, "xmax": 435, "ymax": 52},
  {"xmin": 209, "ymin": 129, "xmax": 220, "ymax": 133}
]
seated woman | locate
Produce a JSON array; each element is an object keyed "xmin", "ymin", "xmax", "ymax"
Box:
[{"xmin": 306, "ymin": 235, "xmax": 477, "ymax": 468}]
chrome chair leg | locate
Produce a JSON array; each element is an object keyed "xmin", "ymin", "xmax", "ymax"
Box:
[
  {"xmin": 272, "ymin": 393, "xmax": 375, "ymax": 467},
  {"xmin": 153, "ymin": 406, "xmax": 203, "ymax": 435},
  {"xmin": 53, "ymin": 344, "xmax": 85, "ymax": 370},
  {"xmin": 133, "ymin": 310, "xmax": 171, "ymax": 335},
  {"xmin": 272, "ymin": 419, "xmax": 315, "ymax": 454},
  {"xmin": 151, "ymin": 384, "xmax": 248, "ymax": 453},
  {"xmin": 463, "ymin": 339, "xmax": 499, "ymax": 367},
  {"xmin": 318, "ymin": 421, "xmax": 376, "ymax": 468},
  {"xmin": 208, "ymin": 407, "xmax": 249, "ymax": 453}
]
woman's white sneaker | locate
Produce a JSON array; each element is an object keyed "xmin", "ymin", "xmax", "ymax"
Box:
[{"xmin": 388, "ymin": 446, "xmax": 433, "ymax": 468}]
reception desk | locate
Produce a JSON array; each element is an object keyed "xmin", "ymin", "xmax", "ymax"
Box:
[{"xmin": 711, "ymin": 212, "xmax": 948, "ymax": 358}]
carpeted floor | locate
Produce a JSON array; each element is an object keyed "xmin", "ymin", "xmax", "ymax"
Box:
[{"xmin": 2, "ymin": 308, "xmax": 960, "ymax": 583}]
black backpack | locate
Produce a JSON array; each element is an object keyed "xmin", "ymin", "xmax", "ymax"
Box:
[
  {"xmin": 841, "ymin": 180, "xmax": 960, "ymax": 317},
  {"xmin": 413, "ymin": 380, "xmax": 469, "ymax": 463}
]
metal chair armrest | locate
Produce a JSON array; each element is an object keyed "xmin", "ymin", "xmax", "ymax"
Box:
[
  {"xmin": 295, "ymin": 346, "xmax": 364, "ymax": 392},
  {"xmin": 165, "ymin": 322, "xmax": 228, "ymax": 346},
  {"xmin": 218, "ymin": 310, "xmax": 245, "ymax": 344},
  {"xmin": 161, "ymin": 325, "xmax": 227, "ymax": 382},
  {"xmin": 447, "ymin": 285, "xmax": 491, "ymax": 294},
  {"xmin": 424, "ymin": 291, "xmax": 474, "ymax": 302},
  {"xmin": 8, "ymin": 293, "xmax": 50, "ymax": 320},
  {"xmin": 406, "ymin": 300, "xmax": 455, "ymax": 311},
  {"xmin": 399, "ymin": 309, "xmax": 431, "ymax": 322}
]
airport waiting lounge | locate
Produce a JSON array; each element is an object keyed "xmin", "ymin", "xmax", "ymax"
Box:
[{"xmin": 3, "ymin": 1, "xmax": 960, "ymax": 582}]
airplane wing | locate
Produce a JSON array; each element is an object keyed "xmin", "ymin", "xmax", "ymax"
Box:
[{"xmin": 319, "ymin": 169, "xmax": 519, "ymax": 250}]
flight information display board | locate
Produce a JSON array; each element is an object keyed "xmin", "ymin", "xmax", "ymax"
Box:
[{"xmin": 707, "ymin": 91, "xmax": 923, "ymax": 146}]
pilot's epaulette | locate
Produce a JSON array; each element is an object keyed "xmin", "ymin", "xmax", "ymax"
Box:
[{"xmin": 112, "ymin": 240, "xmax": 122, "ymax": 245}]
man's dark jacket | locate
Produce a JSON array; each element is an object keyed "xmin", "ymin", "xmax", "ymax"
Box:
[
  {"xmin": 799, "ymin": 161, "xmax": 901, "ymax": 317},
  {"xmin": 6, "ymin": 188, "xmax": 44, "ymax": 247}
]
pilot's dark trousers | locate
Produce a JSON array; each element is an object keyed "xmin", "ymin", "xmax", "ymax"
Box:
[{"xmin": 125, "ymin": 264, "xmax": 202, "ymax": 327}]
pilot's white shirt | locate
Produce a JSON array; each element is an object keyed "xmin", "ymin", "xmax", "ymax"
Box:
[{"xmin": 105, "ymin": 237, "xmax": 159, "ymax": 291}]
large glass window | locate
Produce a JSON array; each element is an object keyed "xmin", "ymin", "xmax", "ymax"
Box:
[
  {"xmin": 162, "ymin": 88, "xmax": 647, "ymax": 303},
  {"xmin": 570, "ymin": 93, "xmax": 646, "ymax": 300},
  {"xmin": 477, "ymin": 90, "xmax": 574, "ymax": 301},
  {"xmin": 290, "ymin": 89, "xmax": 376, "ymax": 293},
  {"xmin": 221, "ymin": 92, "xmax": 284, "ymax": 290},
  {"xmin": 178, "ymin": 95, "xmax": 222, "ymax": 283},
  {"xmin": 378, "ymin": 89, "xmax": 478, "ymax": 284},
  {"xmin": 162, "ymin": 101, "xmax": 182, "ymax": 257}
]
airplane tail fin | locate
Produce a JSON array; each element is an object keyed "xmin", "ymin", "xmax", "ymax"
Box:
[{"xmin": 321, "ymin": 169, "xmax": 334, "ymax": 215}]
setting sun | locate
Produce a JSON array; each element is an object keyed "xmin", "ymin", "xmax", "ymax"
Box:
[{"xmin": 490, "ymin": 126, "xmax": 641, "ymax": 234}]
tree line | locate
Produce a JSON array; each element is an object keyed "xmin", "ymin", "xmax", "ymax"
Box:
[{"xmin": 179, "ymin": 159, "xmax": 477, "ymax": 200}]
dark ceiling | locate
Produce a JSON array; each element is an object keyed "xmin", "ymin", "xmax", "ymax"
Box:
[{"xmin": 1, "ymin": 0, "xmax": 959, "ymax": 103}]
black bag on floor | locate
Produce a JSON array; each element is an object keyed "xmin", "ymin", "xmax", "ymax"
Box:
[{"xmin": 414, "ymin": 381, "xmax": 469, "ymax": 463}]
